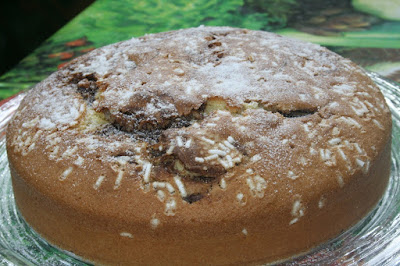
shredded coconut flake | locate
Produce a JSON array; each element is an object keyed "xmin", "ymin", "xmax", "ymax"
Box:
[
  {"xmin": 153, "ymin": 182, "xmax": 166, "ymax": 189},
  {"xmin": 174, "ymin": 176, "xmax": 187, "ymax": 197},
  {"xmin": 337, "ymin": 175, "xmax": 345, "ymax": 187},
  {"xmin": 166, "ymin": 145, "xmax": 175, "ymax": 155},
  {"xmin": 60, "ymin": 167, "xmax": 73, "ymax": 181},
  {"xmin": 114, "ymin": 170, "xmax": 124, "ymax": 189},
  {"xmin": 165, "ymin": 198, "xmax": 177, "ymax": 216},
  {"xmin": 328, "ymin": 138, "xmax": 341, "ymax": 145},
  {"xmin": 176, "ymin": 136, "xmax": 184, "ymax": 147},
  {"xmin": 166, "ymin": 183, "xmax": 175, "ymax": 194},
  {"xmin": 251, "ymin": 154, "xmax": 262, "ymax": 162},
  {"xmin": 223, "ymin": 140, "xmax": 235, "ymax": 150},
  {"xmin": 209, "ymin": 149, "xmax": 227, "ymax": 156},
  {"xmin": 227, "ymin": 136, "xmax": 235, "ymax": 143},
  {"xmin": 372, "ymin": 119, "xmax": 384, "ymax": 130},
  {"xmin": 220, "ymin": 178, "xmax": 227, "ymax": 189},
  {"xmin": 94, "ymin": 175, "xmax": 106, "ymax": 190},
  {"xmin": 184, "ymin": 138, "xmax": 192, "ymax": 148},
  {"xmin": 288, "ymin": 171, "xmax": 298, "ymax": 180},
  {"xmin": 195, "ymin": 157, "xmax": 205, "ymax": 163},
  {"xmin": 204, "ymin": 154, "xmax": 219, "ymax": 161},
  {"xmin": 151, "ymin": 218, "xmax": 161, "ymax": 229},
  {"xmin": 143, "ymin": 162, "xmax": 152, "ymax": 183},
  {"xmin": 201, "ymin": 137, "xmax": 215, "ymax": 145},
  {"xmin": 157, "ymin": 190, "xmax": 166, "ymax": 202},
  {"xmin": 120, "ymin": 232, "xmax": 133, "ymax": 238}
]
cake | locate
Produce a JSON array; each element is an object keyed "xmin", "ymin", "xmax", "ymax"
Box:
[{"xmin": 6, "ymin": 26, "xmax": 392, "ymax": 265}]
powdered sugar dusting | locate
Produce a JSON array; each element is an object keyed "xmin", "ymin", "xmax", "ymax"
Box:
[
  {"xmin": 31, "ymin": 84, "xmax": 85, "ymax": 130},
  {"xmin": 8, "ymin": 26, "xmax": 391, "ymax": 225},
  {"xmin": 197, "ymin": 60, "xmax": 253, "ymax": 98}
]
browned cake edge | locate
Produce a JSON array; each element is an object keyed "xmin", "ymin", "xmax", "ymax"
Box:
[{"xmin": 8, "ymin": 139, "xmax": 391, "ymax": 265}]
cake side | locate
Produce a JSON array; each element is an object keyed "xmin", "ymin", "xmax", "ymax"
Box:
[
  {"xmin": 9, "ymin": 137, "xmax": 391, "ymax": 265},
  {"xmin": 6, "ymin": 26, "xmax": 392, "ymax": 265}
]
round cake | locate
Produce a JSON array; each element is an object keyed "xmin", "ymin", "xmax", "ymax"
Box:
[{"xmin": 6, "ymin": 26, "xmax": 392, "ymax": 265}]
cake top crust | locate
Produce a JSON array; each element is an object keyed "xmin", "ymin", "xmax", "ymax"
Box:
[{"xmin": 7, "ymin": 26, "xmax": 391, "ymax": 233}]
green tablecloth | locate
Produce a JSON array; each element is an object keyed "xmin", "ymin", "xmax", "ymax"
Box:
[{"xmin": 0, "ymin": 0, "xmax": 400, "ymax": 100}]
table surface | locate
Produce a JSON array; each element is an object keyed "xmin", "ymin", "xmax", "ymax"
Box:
[{"xmin": 0, "ymin": 0, "xmax": 399, "ymax": 100}]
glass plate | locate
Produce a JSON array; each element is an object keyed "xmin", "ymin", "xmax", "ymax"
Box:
[{"xmin": 0, "ymin": 73, "xmax": 399, "ymax": 266}]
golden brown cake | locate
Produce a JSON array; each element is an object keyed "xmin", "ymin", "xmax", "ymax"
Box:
[{"xmin": 6, "ymin": 26, "xmax": 392, "ymax": 265}]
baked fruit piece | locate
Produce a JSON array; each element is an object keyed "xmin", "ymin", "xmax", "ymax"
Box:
[{"xmin": 6, "ymin": 26, "xmax": 392, "ymax": 265}]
